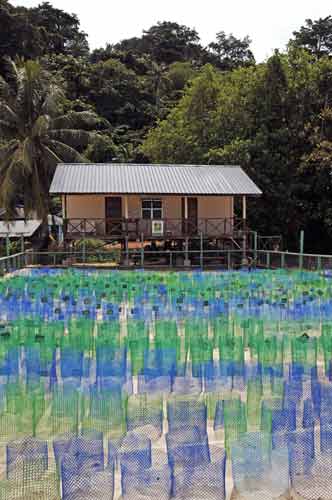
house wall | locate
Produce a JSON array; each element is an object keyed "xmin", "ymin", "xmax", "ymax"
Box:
[
  {"xmin": 65, "ymin": 194, "xmax": 235, "ymax": 236},
  {"xmin": 66, "ymin": 195, "xmax": 234, "ymax": 218},
  {"xmin": 66, "ymin": 195, "xmax": 105, "ymax": 219},
  {"xmin": 198, "ymin": 197, "xmax": 233, "ymax": 219}
]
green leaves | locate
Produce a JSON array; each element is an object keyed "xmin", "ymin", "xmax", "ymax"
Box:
[
  {"xmin": 142, "ymin": 49, "xmax": 332, "ymax": 251},
  {"xmin": 51, "ymin": 111, "xmax": 102, "ymax": 131},
  {"xmin": 208, "ymin": 31, "xmax": 255, "ymax": 71},
  {"xmin": 290, "ymin": 16, "xmax": 332, "ymax": 58},
  {"xmin": 0, "ymin": 58, "xmax": 94, "ymax": 219}
]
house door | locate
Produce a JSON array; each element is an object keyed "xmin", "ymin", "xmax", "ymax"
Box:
[
  {"xmin": 105, "ymin": 197, "xmax": 122, "ymax": 235},
  {"xmin": 182, "ymin": 197, "xmax": 198, "ymax": 235}
]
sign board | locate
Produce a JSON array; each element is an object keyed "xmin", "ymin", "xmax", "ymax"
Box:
[{"xmin": 152, "ymin": 220, "xmax": 164, "ymax": 237}]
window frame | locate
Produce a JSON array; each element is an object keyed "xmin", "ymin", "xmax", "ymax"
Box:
[{"xmin": 141, "ymin": 199, "xmax": 163, "ymax": 220}]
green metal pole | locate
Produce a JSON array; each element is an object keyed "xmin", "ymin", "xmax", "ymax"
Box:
[
  {"xmin": 299, "ymin": 230, "xmax": 304, "ymax": 269},
  {"xmin": 20, "ymin": 235, "xmax": 24, "ymax": 254}
]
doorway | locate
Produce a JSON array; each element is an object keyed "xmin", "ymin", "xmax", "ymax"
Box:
[
  {"xmin": 105, "ymin": 197, "xmax": 122, "ymax": 235},
  {"xmin": 182, "ymin": 197, "xmax": 198, "ymax": 235}
]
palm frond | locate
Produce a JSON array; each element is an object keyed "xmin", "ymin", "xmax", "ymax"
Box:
[
  {"xmin": 16, "ymin": 61, "xmax": 43, "ymax": 127},
  {"xmin": 52, "ymin": 111, "xmax": 102, "ymax": 130},
  {"xmin": 0, "ymin": 140, "xmax": 19, "ymax": 165},
  {"xmin": 32, "ymin": 115, "xmax": 51, "ymax": 139},
  {"xmin": 21, "ymin": 138, "xmax": 35, "ymax": 175},
  {"xmin": 46, "ymin": 139, "xmax": 89, "ymax": 163},
  {"xmin": 41, "ymin": 84, "xmax": 65, "ymax": 117},
  {"xmin": 0, "ymin": 119, "xmax": 18, "ymax": 140},
  {"xmin": 41, "ymin": 144, "xmax": 62, "ymax": 170},
  {"xmin": 0, "ymin": 59, "xmax": 95, "ymax": 219},
  {"xmin": 48, "ymin": 129, "xmax": 94, "ymax": 148},
  {"xmin": 0, "ymin": 102, "xmax": 18, "ymax": 127},
  {"xmin": 0, "ymin": 58, "xmax": 19, "ymax": 100},
  {"xmin": 0, "ymin": 150, "xmax": 24, "ymax": 216}
]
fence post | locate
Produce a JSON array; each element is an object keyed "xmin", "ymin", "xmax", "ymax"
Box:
[
  {"xmin": 266, "ymin": 251, "xmax": 270, "ymax": 268},
  {"xmin": 253, "ymin": 231, "xmax": 258, "ymax": 262},
  {"xmin": 227, "ymin": 250, "xmax": 231, "ymax": 270},
  {"xmin": 6, "ymin": 235, "xmax": 10, "ymax": 257},
  {"xmin": 82, "ymin": 238, "xmax": 86, "ymax": 263},
  {"xmin": 125, "ymin": 236, "xmax": 129, "ymax": 266},
  {"xmin": 200, "ymin": 232, "xmax": 204, "ymax": 269},
  {"xmin": 184, "ymin": 237, "xmax": 190, "ymax": 267},
  {"xmin": 281, "ymin": 252, "xmax": 285, "ymax": 268},
  {"xmin": 299, "ymin": 230, "xmax": 304, "ymax": 269},
  {"xmin": 317, "ymin": 255, "xmax": 322, "ymax": 271},
  {"xmin": 20, "ymin": 235, "xmax": 24, "ymax": 254},
  {"xmin": 24, "ymin": 251, "xmax": 28, "ymax": 268},
  {"xmin": 140, "ymin": 232, "xmax": 144, "ymax": 268}
]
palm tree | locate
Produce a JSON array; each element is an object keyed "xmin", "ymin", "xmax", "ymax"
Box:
[{"xmin": 0, "ymin": 58, "xmax": 98, "ymax": 226}]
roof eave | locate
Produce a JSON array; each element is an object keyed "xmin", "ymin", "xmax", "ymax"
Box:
[{"xmin": 50, "ymin": 191, "xmax": 262, "ymax": 196}]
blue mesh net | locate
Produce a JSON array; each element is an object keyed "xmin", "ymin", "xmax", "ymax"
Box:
[
  {"xmin": 61, "ymin": 455, "xmax": 114, "ymax": 500},
  {"xmin": 6, "ymin": 437, "xmax": 48, "ymax": 480}
]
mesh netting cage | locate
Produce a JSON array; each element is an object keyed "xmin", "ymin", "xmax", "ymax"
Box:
[
  {"xmin": 231, "ymin": 432, "xmax": 289, "ymax": 500},
  {"xmin": 121, "ymin": 450, "xmax": 171, "ymax": 500},
  {"xmin": 61, "ymin": 454, "xmax": 114, "ymax": 500}
]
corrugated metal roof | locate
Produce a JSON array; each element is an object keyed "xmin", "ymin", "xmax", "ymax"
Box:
[
  {"xmin": 50, "ymin": 164, "xmax": 262, "ymax": 196},
  {"xmin": 0, "ymin": 220, "xmax": 42, "ymax": 238}
]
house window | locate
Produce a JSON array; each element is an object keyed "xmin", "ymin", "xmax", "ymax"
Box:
[{"xmin": 142, "ymin": 199, "xmax": 162, "ymax": 220}]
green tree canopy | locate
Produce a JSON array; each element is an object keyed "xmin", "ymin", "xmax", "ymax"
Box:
[
  {"xmin": 207, "ymin": 31, "xmax": 255, "ymax": 70},
  {"xmin": 115, "ymin": 21, "xmax": 203, "ymax": 65},
  {"xmin": 0, "ymin": 0, "xmax": 89, "ymax": 59},
  {"xmin": 290, "ymin": 16, "xmax": 332, "ymax": 57},
  {"xmin": 142, "ymin": 50, "xmax": 332, "ymax": 250}
]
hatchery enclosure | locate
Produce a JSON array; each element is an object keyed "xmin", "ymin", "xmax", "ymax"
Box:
[{"xmin": 0, "ymin": 268, "xmax": 331, "ymax": 499}]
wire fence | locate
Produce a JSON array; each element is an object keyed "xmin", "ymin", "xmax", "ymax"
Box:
[{"xmin": 1, "ymin": 248, "xmax": 332, "ymax": 274}]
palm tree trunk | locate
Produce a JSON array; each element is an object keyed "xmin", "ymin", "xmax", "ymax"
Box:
[{"xmin": 33, "ymin": 217, "xmax": 50, "ymax": 251}]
